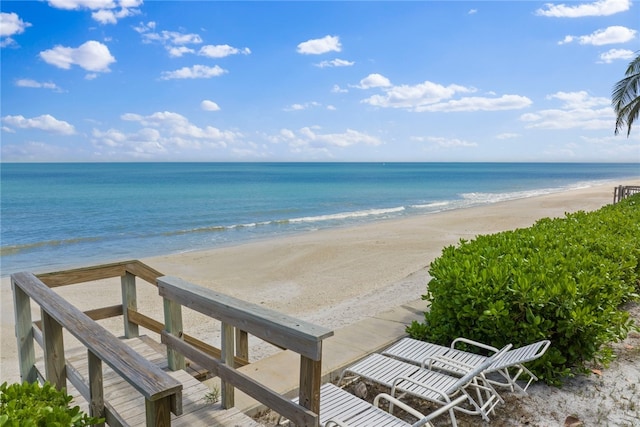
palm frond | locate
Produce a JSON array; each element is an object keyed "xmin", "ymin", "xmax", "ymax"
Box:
[{"xmin": 612, "ymin": 51, "xmax": 640, "ymax": 137}]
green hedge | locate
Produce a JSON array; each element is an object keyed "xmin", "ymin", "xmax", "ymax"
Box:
[
  {"xmin": 0, "ymin": 381, "xmax": 103, "ymax": 427},
  {"xmin": 407, "ymin": 193, "xmax": 640, "ymax": 385}
]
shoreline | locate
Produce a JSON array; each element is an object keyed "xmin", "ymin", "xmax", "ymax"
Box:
[
  {"xmin": 2, "ymin": 174, "xmax": 638, "ymax": 277},
  {"xmin": 2, "ymin": 180, "xmax": 639, "ymax": 384}
]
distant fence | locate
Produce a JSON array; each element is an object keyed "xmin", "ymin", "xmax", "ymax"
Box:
[{"xmin": 613, "ymin": 185, "xmax": 640, "ymax": 203}]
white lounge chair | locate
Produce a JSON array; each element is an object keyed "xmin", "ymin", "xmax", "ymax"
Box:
[
  {"xmin": 297, "ymin": 382, "xmax": 468, "ymax": 427},
  {"xmin": 382, "ymin": 337, "xmax": 551, "ymax": 393},
  {"xmin": 337, "ymin": 344, "xmax": 511, "ymax": 427}
]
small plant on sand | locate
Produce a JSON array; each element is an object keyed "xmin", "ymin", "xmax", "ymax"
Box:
[
  {"xmin": 0, "ymin": 381, "xmax": 104, "ymax": 426},
  {"xmin": 407, "ymin": 194, "xmax": 640, "ymax": 385},
  {"xmin": 204, "ymin": 385, "xmax": 220, "ymax": 404}
]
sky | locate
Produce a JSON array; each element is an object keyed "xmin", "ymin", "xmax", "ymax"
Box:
[{"xmin": 1, "ymin": 0, "xmax": 639, "ymax": 162}]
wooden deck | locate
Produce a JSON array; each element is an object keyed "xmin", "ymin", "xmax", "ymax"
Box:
[{"xmin": 37, "ymin": 336, "xmax": 263, "ymax": 427}]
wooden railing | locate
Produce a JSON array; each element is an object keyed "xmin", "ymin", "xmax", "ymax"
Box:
[
  {"xmin": 11, "ymin": 271, "xmax": 183, "ymax": 427},
  {"xmin": 613, "ymin": 185, "xmax": 640, "ymax": 203},
  {"xmin": 158, "ymin": 276, "xmax": 334, "ymax": 427},
  {"xmin": 12, "ymin": 260, "xmax": 335, "ymax": 426},
  {"xmin": 35, "ymin": 260, "xmax": 250, "ymax": 368}
]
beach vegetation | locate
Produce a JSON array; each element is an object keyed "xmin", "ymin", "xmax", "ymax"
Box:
[
  {"xmin": 204, "ymin": 385, "xmax": 220, "ymax": 404},
  {"xmin": 0, "ymin": 381, "xmax": 103, "ymax": 427},
  {"xmin": 407, "ymin": 194, "xmax": 640, "ymax": 385},
  {"xmin": 613, "ymin": 51, "xmax": 640, "ymax": 137}
]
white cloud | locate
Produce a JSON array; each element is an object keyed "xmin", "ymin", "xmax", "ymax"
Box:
[
  {"xmin": 536, "ymin": 0, "xmax": 630, "ymax": 17},
  {"xmin": 425, "ymin": 137, "xmax": 478, "ymax": 148},
  {"xmin": 91, "ymin": 111, "xmax": 251, "ymax": 159},
  {"xmin": 92, "ymin": 6, "xmax": 140, "ymax": 25},
  {"xmin": 135, "ymin": 24, "xmax": 213, "ymax": 58},
  {"xmin": 133, "ymin": 21, "xmax": 156, "ymax": 34},
  {"xmin": 314, "ymin": 58, "xmax": 354, "ymax": 68},
  {"xmin": 358, "ymin": 73, "xmax": 392, "ymax": 89},
  {"xmin": 468, "ymin": 9, "xmax": 478, "ymax": 15},
  {"xmin": 201, "ymin": 100, "xmax": 220, "ymax": 111},
  {"xmin": 547, "ymin": 91, "xmax": 610, "ymax": 108},
  {"xmin": 48, "ymin": 0, "xmax": 116, "ymax": 10},
  {"xmin": 332, "ymin": 84, "xmax": 348, "ymax": 93},
  {"xmin": 48, "ymin": 0, "xmax": 142, "ymax": 24},
  {"xmin": 199, "ymin": 44, "xmax": 251, "ymax": 58},
  {"xmin": 134, "ymin": 21, "xmax": 249, "ymax": 61},
  {"xmin": 297, "ymin": 35, "xmax": 341, "ymax": 55},
  {"xmin": 1, "ymin": 12, "xmax": 31, "ymax": 47},
  {"xmin": 2, "ymin": 114, "xmax": 76, "ymax": 134},
  {"xmin": 272, "ymin": 127, "xmax": 381, "ymax": 154},
  {"xmin": 160, "ymin": 65, "xmax": 227, "ymax": 80},
  {"xmin": 39, "ymin": 40, "xmax": 116, "ymax": 72},
  {"xmin": 120, "ymin": 111, "xmax": 239, "ymax": 143},
  {"xmin": 120, "ymin": 0, "xmax": 143, "ymax": 8},
  {"xmin": 91, "ymin": 127, "xmax": 168, "ymax": 158},
  {"xmin": 520, "ymin": 91, "xmax": 614, "ymax": 130},
  {"xmin": 416, "ymin": 94, "xmax": 533, "ymax": 112},
  {"xmin": 496, "ymin": 133, "xmax": 520, "ymax": 139},
  {"xmin": 298, "ymin": 127, "xmax": 381, "ymax": 148},
  {"xmin": 284, "ymin": 101, "xmax": 321, "ymax": 112},
  {"xmin": 559, "ymin": 26, "xmax": 636, "ymax": 45},
  {"xmin": 16, "ymin": 79, "xmax": 61, "ymax": 91},
  {"xmin": 144, "ymin": 30, "xmax": 203, "ymax": 46},
  {"xmin": 167, "ymin": 46, "xmax": 195, "ymax": 58},
  {"xmin": 0, "ymin": 12, "xmax": 31, "ymax": 37},
  {"xmin": 359, "ymin": 74, "xmax": 533, "ymax": 113},
  {"xmin": 598, "ymin": 48, "xmax": 636, "ymax": 63},
  {"xmin": 362, "ymin": 80, "xmax": 477, "ymax": 110},
  {"xmin": 91, "ymin": 111, "xmax": 258, "ymax": 160}
]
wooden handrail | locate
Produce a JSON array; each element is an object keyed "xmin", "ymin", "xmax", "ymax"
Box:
[
  {"xmin": 161, "ymin": 331, "xmax": 318, "ymax": 427},
  {"xmin": 32, "ymin": 260, "xmax": 247, "ymax": 372},
  {"xmin": 127, "ymin": 309, "xmax": 249, "ymax": 367},
  {"xmin": 36, "ymin": 260, "xmax": 162, "ymax": 288},
  {"xmin": 158, "ymin": 276, "xmax": 334, "ymax": 361},
  {"xmin": 11, "ymin": 271, "xmax": 183, "ymax": 425},
  {"xmin": 158, "ymin": 276, "xmax": 334, "ymax": 426}
]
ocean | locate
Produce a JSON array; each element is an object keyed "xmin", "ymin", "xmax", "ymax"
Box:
[{"xmin": 1, "ymin": 162, "xmax": 638, "ymax": 275}]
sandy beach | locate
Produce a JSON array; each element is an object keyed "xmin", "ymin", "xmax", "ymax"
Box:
[{"xmin": 2, "ymin": 180, "xmax": 637, "ymax": 386}]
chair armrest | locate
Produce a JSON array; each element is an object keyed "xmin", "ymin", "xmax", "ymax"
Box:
[
  {"xmin": 414, "ymin": 394, "xmax": 469, "ymax": 427},
  {"xmin": 451, "ymin": 337, "xmax": 500, "ymax": 353},
  {"xmin": 373, "ymin": 393, "xmax": 425, "ymax": 420},
  {"xmin": 423, "ymin": 355, "xmax": 474, "ymax": 372}
]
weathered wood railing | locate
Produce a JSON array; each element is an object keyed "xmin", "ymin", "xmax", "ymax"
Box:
[
  {"xmin": 12, "ymin": 260, "xmax": 335, "ymax": 426},
  {"xmin": 158, "ymin": 276, "xmax": 334, "ymax": 427},
  {"xmin": 34, "ymin": 260, "xmax": 250, "ymax": 369},
  {"xmin": 613, "ymin": 185, "xmax": 640, "ymax": 203},
  {"xmin": 11, "ymin": 271, "xmax": 183, "ymax": 427}
]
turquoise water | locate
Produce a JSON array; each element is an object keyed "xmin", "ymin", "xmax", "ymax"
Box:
[{"xmin": 1, "ymin": 162, "xmax": 638, "ymax": 275}]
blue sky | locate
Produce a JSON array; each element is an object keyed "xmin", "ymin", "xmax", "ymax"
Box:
[{"xmin": 1, "ymin": 0, "xmax": 639, "ymax": 162}]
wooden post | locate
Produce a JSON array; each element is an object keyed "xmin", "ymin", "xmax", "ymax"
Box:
[
  {"xmin": 121, "ymin": 271, "xmax": 139, "ymax": 338},
  {"xmin": 12, "ymin": 280, "xmax": 37, "ymax": 383},
  {"xmin": 298, "ymin": 355, "xmax": 322, "ymax": 421},
  {"xmin": 41, "ymin": 309, "xmax": 66, "ymax": 390},
  {"xmin": 235, "ymin": 329, "xmax": 249, "ymax": 366},
  {"xmin": 88, "ymin": 350, "xmax": 105, "ymax": 426},
  {"xmin": 145, "ymin": 396, "xmax": 172, "ymax": 427},
  {"xmin": 163, "ymin": 298, "xmax": 185, "ymax": 371},
  {"xmin": 221, "ymin": 322, "xmax": 235, "ymax": 409}
]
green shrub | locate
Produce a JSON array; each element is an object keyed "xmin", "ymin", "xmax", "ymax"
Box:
[
  {"xmin": 407, "ymin": 194, "xmax": 640, "ymax": 385},
  {"xmin": 0, "ymin": 381, "xmax": 104, "ymax": 427}
]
